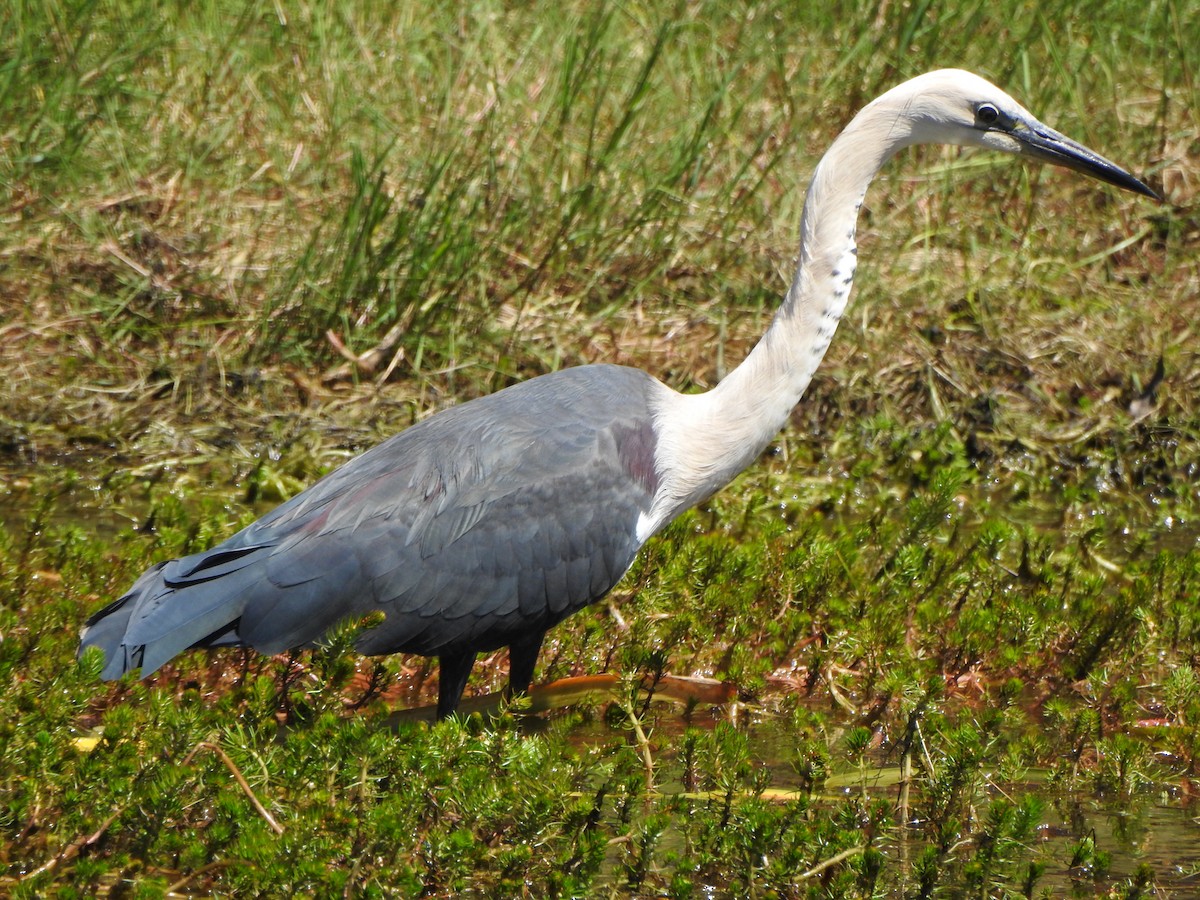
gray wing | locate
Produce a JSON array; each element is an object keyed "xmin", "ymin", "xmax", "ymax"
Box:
[{"xmin": 81, "ymin": 365, "xmax": 662, "ymax": 678}]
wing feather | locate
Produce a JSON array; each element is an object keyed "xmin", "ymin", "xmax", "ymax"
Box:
[{"xmin": 81, "ymin": 365, "xmax": 664, "ymax": 677}]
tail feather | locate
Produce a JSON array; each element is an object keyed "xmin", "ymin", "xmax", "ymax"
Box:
[
  {"xmin": 78, "ymin": 591, "xmax": 141, "ymax": 679},
  {"xmin": 78, "ymin": 531, "xmax": 369, "ymax": 678},
  {"xmin": 78, "ymin": 548, "xmax": 270, "ymax": 680}
]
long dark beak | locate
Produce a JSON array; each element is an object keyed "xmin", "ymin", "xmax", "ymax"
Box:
[{"xmin": 1013, "ymin": 123, "xmax": 1160, "ymax": 200}]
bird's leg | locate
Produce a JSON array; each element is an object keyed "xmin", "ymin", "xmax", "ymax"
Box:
[
  {"xmin": 435, "ymin": 649, "xmax": 477, "ymax": 720},
  {"xmin": 505, "ymin": 631, "xmax": 546, "ymax": 704}
]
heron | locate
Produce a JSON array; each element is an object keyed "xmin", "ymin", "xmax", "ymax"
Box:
[{"xmin": 80, "ymin": 70, "xmax": 1157, "ymax": 719}]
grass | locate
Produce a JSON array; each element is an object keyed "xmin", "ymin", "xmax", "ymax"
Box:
[{"xmin": 3, "ymin": 0, "xmax": 1200, "ymax": 895}]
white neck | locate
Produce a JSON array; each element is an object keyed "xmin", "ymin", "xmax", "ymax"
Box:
[{"xmin": 642, "ymin": 94, "xmax": 917, "ymax": 538}]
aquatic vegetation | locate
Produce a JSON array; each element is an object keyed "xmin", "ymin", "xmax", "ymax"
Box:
[{"xmin": 4, "ymin": 437, "xmax": 1200, "ymax": 894}]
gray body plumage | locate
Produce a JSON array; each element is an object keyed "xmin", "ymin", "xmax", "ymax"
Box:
[
  {"xmin": 80, "ymin": 70, "xmax": 1155, "ymax": 717},
  {"xmin": 82, "ymin": 365, "xmax": 660, "ymax": 704}
]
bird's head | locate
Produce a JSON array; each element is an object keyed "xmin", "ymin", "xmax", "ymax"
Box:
[{"xmin": 872, "ymin": 69, "xmax": 1159, "ymax": 199}]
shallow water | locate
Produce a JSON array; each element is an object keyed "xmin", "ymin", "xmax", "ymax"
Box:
[{"xmin": 570, "ymin": 707, "xmax": 1200, "ymax": 895}]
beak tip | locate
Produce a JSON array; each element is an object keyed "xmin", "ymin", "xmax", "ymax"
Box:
[{"xmin": 1124, "ymin": 176, "xmax": 1163, "ymax": 202}]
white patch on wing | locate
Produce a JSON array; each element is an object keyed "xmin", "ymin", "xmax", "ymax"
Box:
[{"xmin": 635, "ymin": 508, "xmax": 665, "ymax": 544}]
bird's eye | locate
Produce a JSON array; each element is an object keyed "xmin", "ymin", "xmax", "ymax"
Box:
[{"xmin": 976, "ymin": 104, "xmax": 1000, "ymax": 126}]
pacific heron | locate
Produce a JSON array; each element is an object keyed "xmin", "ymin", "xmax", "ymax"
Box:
[{"xmin": 80, "ymin": 70, "xmax": 1158, "ymax": 719}]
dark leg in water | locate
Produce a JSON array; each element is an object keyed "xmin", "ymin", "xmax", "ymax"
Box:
[
  {"xmin": 436, "ymin": 649, "xmax": 477, "ymax": 720},
  {"xmin": 506, "ymin": 631, "xmax": 546, "ymax": 703}
]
